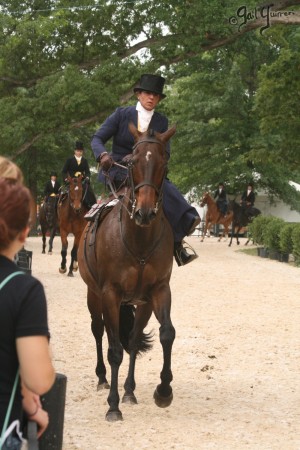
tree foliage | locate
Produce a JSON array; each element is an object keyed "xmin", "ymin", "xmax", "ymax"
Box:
[{"xmin": 0, "ymin": 0, "xmax": 300, "ymax": 207}]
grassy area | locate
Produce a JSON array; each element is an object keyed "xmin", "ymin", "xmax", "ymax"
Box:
[{"xmin": 236, "ymin": 247, "xmax": 258, "ymax": 256}]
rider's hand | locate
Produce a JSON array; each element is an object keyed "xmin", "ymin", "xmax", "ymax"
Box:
[
  {"xmin": 121, "ymin": 154, "xmax": 133, "ymax": 165},
  {"xmin": 100, "ymin": 153, "xmax": 114, "ymax": 172}
]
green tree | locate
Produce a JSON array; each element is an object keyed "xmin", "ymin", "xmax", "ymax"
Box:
[{"xmin": 1, "ymin": 0, "xmax": 300, "ymax": 203}]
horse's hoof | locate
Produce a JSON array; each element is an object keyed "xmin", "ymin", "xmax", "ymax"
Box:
[
  {"xmin": 105, "ymin": 410, "xmax": 123, "ymax": 422},
  {"xmin": 59, "ymin": 267, "xmax": 67, "ymax": 274},
  {"xmin": 153, "ymin": 387, "xmax": 173, "ymax": 408},
  {"xmin": 67, "ymin": 272, "xmax": 74, "ymax": 277},
  {"xmin": 48, "ymin": 252, "xmax": 52, "ymax": 255},
  {"xmin": 122, "ymin": 393, "xmax": 138, "ymax": 405},
  {"xmin": 97, "ymin": 381, "xmax": 110, "ymax": 391}
]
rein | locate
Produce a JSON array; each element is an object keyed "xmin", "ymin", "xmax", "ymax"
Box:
[
  {"xmin": 118, "ymin": 204, "xmax": 165, "ymax": 266},
  {"xmin": 104, "ymin": 137, "xmax": 167, "ymax": 219},
  {"xmin": 128, "ymin": 138, "xmax": 166, "ymax": 218},
  {"xmin": 68, "ymin": 179, "xmax": 84, "ymax": 214}
]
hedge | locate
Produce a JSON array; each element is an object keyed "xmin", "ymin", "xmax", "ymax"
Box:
[{"xmin": 249, "ymin": 216, "xmax": 300, "ymax": 264}]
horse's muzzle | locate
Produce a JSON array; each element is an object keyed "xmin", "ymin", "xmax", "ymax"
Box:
[{"xmin": 134, "ymin": 208, "xmax": 157, "ymax": 226}]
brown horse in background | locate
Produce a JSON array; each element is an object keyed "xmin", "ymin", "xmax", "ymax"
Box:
[
  {"xmin": 78, "ymin": 124, "xmax": 176, "ymax": 422},
  {"xmin": 57, "ymin": 175, "xmax": 88, "ymax": 277},
  {"xmin": 200, "ymin": 192, "xmax": 233, "ymax": 242}
]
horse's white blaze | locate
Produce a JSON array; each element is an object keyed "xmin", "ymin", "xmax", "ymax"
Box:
[
  {"xmin": 146, "ymin": 151, "xmax": 152, "ymax": 162},
  {"xmin": 75, "ymin": 186, "xmax": 79, "ymax": 191}
]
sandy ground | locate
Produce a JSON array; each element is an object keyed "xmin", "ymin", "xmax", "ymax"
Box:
[{"xmin": 24, "ymin": 234, "xmax": 300, "ymax": 450}]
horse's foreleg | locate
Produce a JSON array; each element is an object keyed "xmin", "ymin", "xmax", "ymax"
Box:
[
  {"xmin": 152, "ymin": 285, "xmax": 175, "ymax": 408},
  {"xmin": 103, "ymin": 296, "xmax": 123, "ymax": 422},
  {"xmin": 59, "ymin": 233, "xmax": 68, "ymax": 273},
  {"xmin": 88, "ymin": 289, "xmax": 109, "ymax": 390},
  {"xmin": 122, "ymin": 303, "xmax": 152, "ymax": 405},
  {"xmin": 201, "ymin": 221, "xmax": 209, "ymax": 242},
  {"xmin": 68, "ymin": 245, "xmax": 77, "ymax": 277},
  {"xmin": 236, "ymin": 226, "xmax": 241, "ymax": 245},
  {"xmin": 48, "ymin": 227, "xmax": 56, "ymax": 254},
  {"xmin": 42, "ymin": 233, "xmax": 46, "ymax": 254}
]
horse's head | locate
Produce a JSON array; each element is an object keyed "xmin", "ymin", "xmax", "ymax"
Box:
[
  {"xmin": 128, "ymin": 122, "xmax": 176, "ymax": 227},
  {"xmin": 68, "ymin": 175, "xmax": 84, "ymax": 213},
  {"xmin": 200, "ymin": 192, "xmax": 210, "ymax": 207}
]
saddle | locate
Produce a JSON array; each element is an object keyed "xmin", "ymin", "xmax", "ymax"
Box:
[{"xmin": 84, "ymin": 199, "xmax": 119, "ymax": 247}]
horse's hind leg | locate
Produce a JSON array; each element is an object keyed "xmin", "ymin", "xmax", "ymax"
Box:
[
  {"xmin": 88, "ymin": 289, "xmax": 109, "ymax": 390},
  {"xmin": 122, "ymin": 303, "xmax": 153, "ymax": 405},
  {"xmin": 152, "ymin": 285, "xmax": 175, "ymax": 408}
]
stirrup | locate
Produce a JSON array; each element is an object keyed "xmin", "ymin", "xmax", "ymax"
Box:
[{"xmin": 174, "ymin": 240, "xmax": 198, "ymax": 267}]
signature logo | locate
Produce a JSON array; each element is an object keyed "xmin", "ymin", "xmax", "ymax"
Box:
[{"xmin": 229, "ymin": 4, "xmax": 295, "ymax": 34}]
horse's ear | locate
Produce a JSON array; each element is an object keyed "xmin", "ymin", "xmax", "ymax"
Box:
[
  {"xmin": 160, "ymin": 125, "xmax": 176, "ymax": 143},
  {"xmin": 128, "ymin": 122, "xmax": 141, "ymax": 141}
]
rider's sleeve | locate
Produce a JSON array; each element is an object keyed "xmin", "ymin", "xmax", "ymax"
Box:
[{"xmin": 91, "ymin": 108, "xmax": 121, "ymax": 161}]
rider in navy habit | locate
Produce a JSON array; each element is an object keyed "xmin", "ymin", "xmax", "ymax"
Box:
[
  {"xmin": 44, "ymin": 172, "xmax": 61, "ymax": 202},
  {"xmin": 62, "ymin": 141, "xmax": 97, "ymax": 209},
  {"xmin": 240, "ymin": 182, "xmax": 256, "ymax": 218},
  {"xmin": 91, "ymin": 74, "xmax": 201, "ymax": 266},
  {"xmin": 214, "ymin": 182, "xmax": 228, "ymax": 217}
]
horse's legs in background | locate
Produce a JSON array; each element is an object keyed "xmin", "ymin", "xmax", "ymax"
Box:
[
  {"xmin": 228, "ymin": 224, "xmax": 241, "ymax": 246},
  {"xmin": 228, "ymin": 224, "xmax": 234, "ymax": 246},
  {"xmin": 103, "ymin": 293, "xmax": 124, "ymax": 422},
  {"xmin": 152, "ymin": 285, "xmax": 175, "ymax": 408},
  {"xmin": 88, "ymin": 288, "xmax": 109, "ymax": 389},
  {"xmin": 48, "ymin": 226, "xmax": 56, "ymax": 255},
  {"xmin": 68, "ymin": 232, "xmax": 81, "ymax": 276},
  {"xmin": 67, "ymin": 245, "xmax": 77, "ymax": 277},
  {"xmin": 122, "ymin": 303, "xmax": 153, "ymax": 405},
  {"xmin": 59, "ymin": 231, "xmax": 68, "ymax": 274},
  {"xmin": 235, "ymin": 226, "xmax": 241, "ymax": 245},
  {"xmin": 41, "ymin": 226, "xmax": 46, "ymax": 254},
  {"xmin": 218, "ymin": 224, "xmax": 225, "ymax": 242},
  {"xmin": 201, "ymin": 219, "xmax": 210, "ymax": 242}
]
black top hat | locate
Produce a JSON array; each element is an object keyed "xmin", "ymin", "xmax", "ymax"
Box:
[
  {"xmin": 74, "ymin": 141, "xmax": 84, "ymax": 150},
  {"xmin": 218, "ymin": 182, "xmax": 224, "ymax": 186},
  {"xmin": 133, "ymin": 74, "xmax": 166, "ymax": 98},
  {"xmin": 50, "ymin": 171, "xmax": 57, "ymax": 177}
]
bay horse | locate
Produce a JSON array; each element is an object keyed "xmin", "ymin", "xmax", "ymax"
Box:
[
  {"xmin": 57, "ymin": 175, "xmax": 88, "ymax": 276},
  {"xmin": 200, "ymin": 192, "xmax": 233, "ymax": 242},
  {"xmin": 228, "ymin": 200, "xmax": 261, "ymax": 246},
  {"xmin": 78, "ymin": 124, "xmax": 176, "ymax": 422},
  {"xmin": 39, "ymin": 196, "xmax": 58, "ymax": 254}
]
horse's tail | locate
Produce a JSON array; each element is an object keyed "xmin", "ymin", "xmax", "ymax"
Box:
[{"xmin": 119, "ymin": 305, "xmax": 153, "ymax": 355}]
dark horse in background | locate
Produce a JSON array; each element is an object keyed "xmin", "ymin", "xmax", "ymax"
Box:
[
  {"xmin": 78, "ymin": 124, "xmax": 176, "ymax": 422},
  {"xmin": 39, "ymin": 196, "xmax": 58, "ymax": 254},
  {"xmin": 228, "ymin": 200, "xmax": 261, "ymax": 246},
  {"xmin": 200, "ymin": 192, "xmax": 233, "ymax": 242},
  {"xmin": 57, "ymin": 175, "xmax": 88, "ymax": 276}
]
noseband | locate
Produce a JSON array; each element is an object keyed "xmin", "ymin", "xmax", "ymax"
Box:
[
  {"xmin": 69, "ymin": 182, "xmax": 83, "ymax": 213},
  {"xmin": 128, "ymin": 137, "xmax": 167, "ymax": 219}
]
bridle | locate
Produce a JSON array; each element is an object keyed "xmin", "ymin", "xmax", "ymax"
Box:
[
  {"xmin": 68, "ymin": 178, "xmax": 84, "ymax": 214},
  {"xmin": 127, "ymin": 136, "xmax": 168, "ymax": 218}
]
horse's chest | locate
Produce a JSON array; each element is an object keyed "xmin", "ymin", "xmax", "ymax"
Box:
[{"xmin": 120, "ymin": 266, "xmax": 156, "ymax": 305}]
